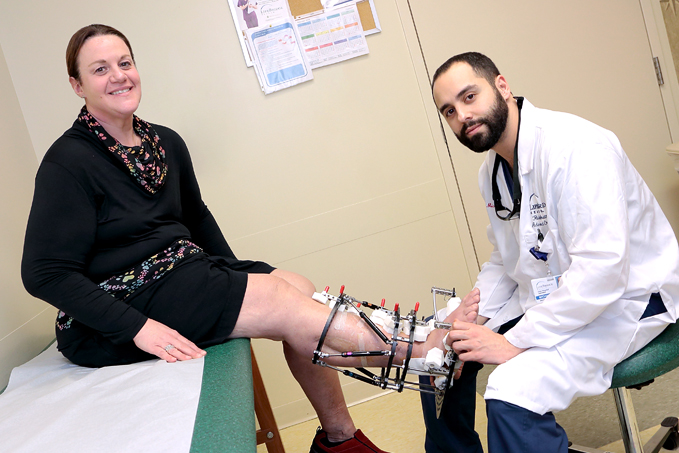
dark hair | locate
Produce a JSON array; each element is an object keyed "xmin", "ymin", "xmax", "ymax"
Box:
[
  {"xmin": 66, "ymin": 24, "xmax": 134, "ymax": 81},
  {"xmin": 432, "ymin": 52, "xmax": 500, "ymax": 88}
]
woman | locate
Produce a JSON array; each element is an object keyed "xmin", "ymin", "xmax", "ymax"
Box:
[
  {"xmin": 21, "ymin": 24, "xmax": 477, "ymax": 453},
  {"xmin": 237, "ymin": 0, "xmax": 259, "ymax": 29}
]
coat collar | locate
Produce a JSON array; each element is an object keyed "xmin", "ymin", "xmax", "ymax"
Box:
[{"xmin": 515, "ymin": 98, "xmax": 538, "ymax": 176}]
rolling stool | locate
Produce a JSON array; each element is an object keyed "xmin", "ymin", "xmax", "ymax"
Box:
[{"xmin": 568, "ymin": 321, "xmax": 679, "ymax": 453}]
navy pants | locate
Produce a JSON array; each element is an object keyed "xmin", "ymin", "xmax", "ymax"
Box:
[
  {"xmin": 419, "ymin": 361, "xmax": 484, "ymax": 453},
  {"xmin": 419, "ymin": 363, "xmax": 568, "ymax": 453}
]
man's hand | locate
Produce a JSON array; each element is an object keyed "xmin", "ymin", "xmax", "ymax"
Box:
[
  {"xmin": 446, "ymin": 320, "xmax": 525, "ymax": 365},
  {"xmin": 133, "ymin": 318, "xmax": 207, "ymax": 363}
]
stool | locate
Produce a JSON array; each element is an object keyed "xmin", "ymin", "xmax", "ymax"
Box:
[{"xmin": 568, "ymin": 322, "xmax": 679, "ymax": 453}]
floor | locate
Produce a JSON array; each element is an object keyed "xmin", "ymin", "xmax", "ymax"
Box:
[
  {"xmin": 257, "ymin": 367, "xmax": 679, "ymax": 452},
  {"xmin": 257, "ymin": 390, "xmax": 476, "ymax": 453}
]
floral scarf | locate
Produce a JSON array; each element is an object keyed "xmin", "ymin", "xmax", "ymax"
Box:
[{"xmin": 76, "ymin": 106, "xmax": 168, "ymax": 194}]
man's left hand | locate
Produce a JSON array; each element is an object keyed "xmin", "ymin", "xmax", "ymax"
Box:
[{"xmin": 446, "ymin": 320, "xmax": 526, "ymax": 365}]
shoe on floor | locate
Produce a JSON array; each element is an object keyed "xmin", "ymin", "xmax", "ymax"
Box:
[{"xmin": 309, "ymin": 427, "xmax": 390, "ymax": 453}]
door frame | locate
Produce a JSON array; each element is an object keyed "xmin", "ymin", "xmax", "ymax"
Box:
[{"xmin": 639, "ymin": 0, "xmax": 679, "ymax": 142}]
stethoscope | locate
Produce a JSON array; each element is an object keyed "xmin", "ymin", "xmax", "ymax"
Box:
[
  {"xmin": 489, "ymin": 97, "xmax": 550, "ymax": 269},
  {"xmin": 491, "ymin": 96, "xmax": 524, "ymax": 221}
]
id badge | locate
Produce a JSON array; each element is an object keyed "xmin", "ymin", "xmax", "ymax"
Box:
[{"xmin": 530, "ymin": 275, "xmax": 562, "ymax": 302}]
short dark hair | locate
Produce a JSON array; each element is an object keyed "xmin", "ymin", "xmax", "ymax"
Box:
[
  {"xmin": 66, "ymin": 24, "xmax": 134, "ymax": 81},
  {"xmin": 432, "ymin": 52, "xmax": 500, "ymax": 88}
]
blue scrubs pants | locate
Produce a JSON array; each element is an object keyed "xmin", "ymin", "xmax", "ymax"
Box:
[
  {"xmin": 419, "ymin": 316, "xmax": 569, "ymax": 453},
  {"xmin": 419, "ymin": 361, "xmax": 484, "ymax": 453},
  {"xmin": 486, "ymin": 400, "xmax": 568, "ymax": 453},
  {"xmin": 419, "ymin": 364, "xmax": 568, "ymax": 453}
]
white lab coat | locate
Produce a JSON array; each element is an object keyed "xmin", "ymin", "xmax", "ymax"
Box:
[{"xmin": 475, "ymin": 99, "xmax": 679, "ymax": 414}]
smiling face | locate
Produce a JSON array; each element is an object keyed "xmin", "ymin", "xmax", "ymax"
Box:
[
  {"xmin": 69, "ymin": 34, "xmax": 141, "ymax": 125},
  {"xmin": 433, "ymin": 62, "xmax": 510, "ymax": 153}
]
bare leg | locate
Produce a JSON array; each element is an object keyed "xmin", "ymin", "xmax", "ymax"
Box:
[
  {"xmin": 270, "ymin": 269, "xmax": 357, "ymax": 441},
  {"xmin": 232, "ymin": 273, "xmax": 389, "ymax": 441},
  {"xmin": 283, "ymin": 344, "xmax": 357, "ymax": 441},
  {"xmin": 230, "ymin": 274, "xmax": 475, "ymax": 439},
  {"xmin": 271, "ymin": 268, "xmax": 316, "ymax": 297},
  {"xmin": 230, "ymin": 274, "xmax": 400, "ymax": 366}
]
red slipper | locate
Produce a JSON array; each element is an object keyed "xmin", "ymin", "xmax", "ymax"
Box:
[{"xmin": 309, "ymin": 427, "xmax": 390, "ymax": 453}]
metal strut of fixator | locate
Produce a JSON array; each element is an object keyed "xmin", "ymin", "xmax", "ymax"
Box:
[{"xmin": 311, "ymin": 285, "xmax": 461, "ymax": 417}]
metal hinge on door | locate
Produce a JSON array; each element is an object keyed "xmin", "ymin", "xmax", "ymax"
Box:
[{"xmin": 653, "ymin": 56, "xmax": 665, "ymax": 86}]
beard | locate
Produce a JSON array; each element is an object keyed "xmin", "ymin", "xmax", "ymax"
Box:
[{"xmin": 454, "ymin": 89, "xmax": 509, "ymax": 153}]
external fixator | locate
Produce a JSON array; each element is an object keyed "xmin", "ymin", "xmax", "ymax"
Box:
[{"xmin": 311, "ymin": 285, "xmax": 464, "ymax": 417}]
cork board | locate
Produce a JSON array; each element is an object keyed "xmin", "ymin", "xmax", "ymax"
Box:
[
  {"xmin": 357, "ymin": 0, "xmax": 376, "ymax": 32},
  {"xmin": 288, "ymin": 0, "xmax": 380, "ymax": 33},
  {"xmin": 288, "ymin": 0, "xmax": 322, "ymax": 17}
]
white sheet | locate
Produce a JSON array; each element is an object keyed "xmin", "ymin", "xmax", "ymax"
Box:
[{"xmin": 0, "ymin": 343, "xmax": 205, "ymax": 452}]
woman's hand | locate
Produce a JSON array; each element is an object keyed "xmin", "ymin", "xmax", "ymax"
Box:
[{"xmin": 133, "ymin": 318, "xmax": 206, "ymax": 362}]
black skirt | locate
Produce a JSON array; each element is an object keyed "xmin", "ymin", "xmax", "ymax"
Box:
[{"xmin": 56, "ymin": 253, "xmax": 275, "ymax": 367}]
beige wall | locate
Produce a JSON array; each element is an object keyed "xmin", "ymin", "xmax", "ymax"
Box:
[
  {"xmin": 1, "ymin": 0, "xmax": 678, "ymax": 430},
  {"xmin": 0, "ymin": 44, "xmax": 56, "ymax": 388}
]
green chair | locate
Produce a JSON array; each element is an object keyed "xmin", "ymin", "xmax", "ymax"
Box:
[{"xmin": 568, "ymin": 322, "xmax": 679, "ymax": 453}]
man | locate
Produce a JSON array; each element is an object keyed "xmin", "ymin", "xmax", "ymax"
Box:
[{"xmin": 423, "ymin": 52, "xmax": 679, "ymax": 452}]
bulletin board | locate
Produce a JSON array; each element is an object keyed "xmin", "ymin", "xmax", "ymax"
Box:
[
  {"xmin": 227, "ymin": 0, "xmax": 380, "ymax": 93},
  {"xmin": 289, "ymin": 0, "xmax": 379, "ymax": 33}
]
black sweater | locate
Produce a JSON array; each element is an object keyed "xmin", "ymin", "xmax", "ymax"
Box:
[{"xmin": 22, "ymin": 121, "xmax": 235, "ymax": 344}]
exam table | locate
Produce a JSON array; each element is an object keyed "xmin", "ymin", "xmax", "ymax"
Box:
[{"xmin": 0, "ymin": 338, "xmax": 284, "ymax": 452}]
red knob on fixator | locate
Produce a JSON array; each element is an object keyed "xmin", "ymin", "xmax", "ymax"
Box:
[
  {"xmin": 339, "ymin": 285, "xmax": 345, "ymax": 295},
  {"xmin": 415, "ymin": 302, "xmax": 420, "ymax": 312},
  {"xmin": 394, "ymin": 303, "xmax": 399, "ymax": 312},
  {"xmin": 324, "ymin": 286, "xmax": 330, "ymax": 293},
  {"xmin": 381, "ymin": 299, "xmax": 385, "ymax": 307}
]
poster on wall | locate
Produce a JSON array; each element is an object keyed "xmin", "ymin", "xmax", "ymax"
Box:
[
  {"xmin": 245, "ymin": 19, "xmax": 314, "ymax": 94},
  {"xmin": 296, "ymin": 2, "xmax": 368, "ymax": 69},
  {"xmin": 226, "ymin": 0, "xmax": 376, "ymax": 93},
  {"xmin": 227, "ymin": 0, "xmax": 378, "ymax": 67},
  {"xmin": 227, "ymin": 0, "xmax": 291, "ymax": 66}
]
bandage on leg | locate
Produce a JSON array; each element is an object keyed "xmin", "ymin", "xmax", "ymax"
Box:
[{"xmin": 311, "ymin": 285, "xmax": 461, "ymax": 417}]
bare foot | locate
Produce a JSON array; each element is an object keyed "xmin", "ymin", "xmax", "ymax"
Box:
[
  {"xmin": 409, "ymin": 288, "xmax": 478, "ymax": 359},
  {"xmin": 410, "ymin": 289, "xmax": 480, "ymax": 382},
  {"xmin": 444, "ymin": 288, "xmax": 480, "ymax": 325}
]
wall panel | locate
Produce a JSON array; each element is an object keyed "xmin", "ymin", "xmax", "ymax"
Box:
[{"xmin": 0, "ymin": 44, "xmax": 55, "ymax": 388}]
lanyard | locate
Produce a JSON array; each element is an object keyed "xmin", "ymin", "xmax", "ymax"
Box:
[
  {"xmin": 491, "ymin": 97, "xmax": 524, "ymax": 221},
  {"xmin": 530, "ymin": 225, "xmax": 551, "ymax": 275}
]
